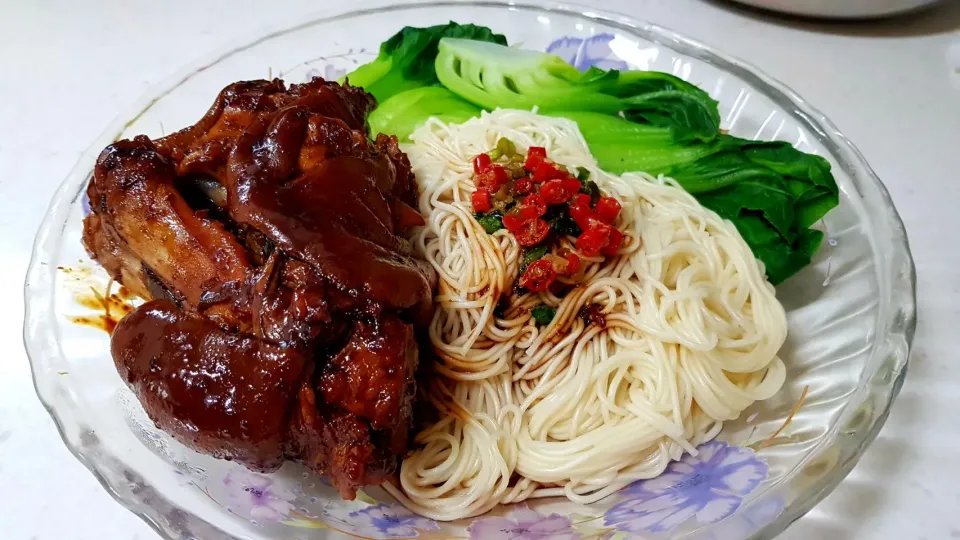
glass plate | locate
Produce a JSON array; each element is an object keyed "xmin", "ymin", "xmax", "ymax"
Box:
[{"xmin": 23, "ymin": 1, "xmax": 916, "ymax": 538}]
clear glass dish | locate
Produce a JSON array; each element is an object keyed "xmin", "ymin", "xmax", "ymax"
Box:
[{"xmin": 23, "ymin": 1, "xmax": 916, "ymax": 538}]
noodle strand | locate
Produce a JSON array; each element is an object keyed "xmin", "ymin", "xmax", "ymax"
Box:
[{"xmin": 385, "ymin": 110, "xmax": 787, "ymax": 521}]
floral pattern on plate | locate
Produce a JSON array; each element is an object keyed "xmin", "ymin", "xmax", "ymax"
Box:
[
  {"xmin": 201, "ymin": 440, "xmax": 770, "ymax": 539},
  {"xmin": 222, "ymin": 469, "xmax": 296, "ymax": 523},
  {"xmin": 346, "ymin": 504, "xmax": 441, "ymax": 538},
  {"xmin": 604, "ymin": 441, "xmax": 769, "ymax": 534},
  {"xmin": 468, "ymin": 505, "xmax": 582, "ymax": 540},
  {"xmin": 208, "ymin": 468, "xmax": 441, "ymax": 538},
  {"xmin": 546, "ymin": 34, "xmax": 629, "ymax": 72}
]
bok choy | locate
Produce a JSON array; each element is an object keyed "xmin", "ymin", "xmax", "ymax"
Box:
[
  {"xmin": 341, "ymin": 23, "xmax": 507, "ymax": 103},
  {"xmin": 435, "ymin": 38, "xmax": 721, "ymax": 143},
  {"xmin": 342, "ymin": 24, "xmax": 839, "ymax": 284}
]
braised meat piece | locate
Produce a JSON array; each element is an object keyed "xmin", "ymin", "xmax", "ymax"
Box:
[
  {"xmin": 112, "ymin": 300, "xmax": 307, "ymax": 471},
  {"xmin": 83, "ymin": 78, "xmax": 434, "ymax": 499},
  {"xmin": 82, "ymin": 212, "xmax": 154, "ymax": 300},
  {"xmin": 287, "ymin": 313, "xmax": 418, "ymax": 496},
  {"xmin": 225, "ymin": 105, "xmax": 432, "ymax": 314},
  {"xmin": 319, "ymin": 315, "xmax": 419, "ymax": 432},
  {"xmin": 154, "ymin": 78, "xmax": 376, "ymax": 183},
  {"xmin": 87, "ymin": 136, "xmax": 251, "ymax": 330},
  {"xmin": 155, "ymin": 79, "xmax": 288, "ymax": 181},
  {"xmin": 286, "ymin": 385, "xmax": 399, "ymax": 494}
]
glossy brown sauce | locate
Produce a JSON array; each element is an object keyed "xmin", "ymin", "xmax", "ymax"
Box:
[
  {"xmin": 112, "ymin": 300, "xmax": 307, "ymax": 471},
  {"xmin": 64, "ymin": 269, "xmax": 137, "ymax": 334},
  {"xmin": 578, "ymin": 303, "xmax": 607, "ymax": 329},
  {"xmin": 226, "ymin": 108, "xmax": 431, "ymax": 314},
  {"xmin": 78, "ymin": 78, "xmax": 436, "ymax": 499},
  {"xmin": 69, "ymin": 314, "xmax": 121, "ymax": 333}
]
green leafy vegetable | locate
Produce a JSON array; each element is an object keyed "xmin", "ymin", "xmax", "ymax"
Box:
[
  {"xmin": 369, "ymin": 87, "xmax": 481, "ymax": 140},
  {"xmin": 544, "ymin": 204, "xmax": 581, "ymax": 237},
  {"xmin": 565, "ymin": 111, "xmax": 838, "ymax": 284},
  {"xmin": 741, "ymin": 142, "xmax": 839, "ymax": 229},
  {"xmin": 576, "ymin": 167, "xmax": 591, "ymax": 182},
  {"xmin": 435, "ymin": 38, "xmax": 720, "ymax": 142},
  {"xmin": 531, "ymin": 305, "xmax": 557, "ymax": 325},
  {"xmin": 342, "ymin": 23, "xmax": 507, "ymax": 103},
  {"xmin": 548, "ymin": 111, "xmax": 729, "ymax": 173},
  {"xmin": 474, "ymin": 211, "xmax": 504, "ymax": 234},
  {"xmin": 348, "ymin": 24, "xmax": 839, "ymax": 284},
  {"xmin": 581, "ymin": 180, "xmax": 601, "ymax": 206}
]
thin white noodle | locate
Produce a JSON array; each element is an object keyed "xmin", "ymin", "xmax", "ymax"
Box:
[{"xmin": 384, "ymin": 110, "xmax": 787, "ymax": 521}]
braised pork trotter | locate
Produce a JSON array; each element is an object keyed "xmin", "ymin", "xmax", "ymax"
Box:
[{"xmin": 83, "ymin": 78, "xmax": 434, "ymax": 499}]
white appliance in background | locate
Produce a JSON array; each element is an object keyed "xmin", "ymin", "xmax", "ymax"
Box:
[{"xmin": 727, "ymin": 0, "xmax": 944, "ymax": 18}]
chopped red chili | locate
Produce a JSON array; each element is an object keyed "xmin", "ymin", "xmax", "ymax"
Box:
[
  {"xmin": 502, "ymin": 208, "xmax": 527, "ymax": 232},
  {"xmin": 540, "ymin": 179, "xmax": 572, "ymax": 205},
  {"xmin": 569, "ymin": 201, "xmax": 600, "ymax": 231},
  {"xmin": 473, "ymin": 153, "xmax": 492, "ymax": 175},
  {"xmin": 560, "ymin": 177, "xmax": 583, "ymax": 197},
  {"xmin": 476, "ymin": 164, "xmax": 508, "ymax": 192},
  {"xmin": 524, "ymin": 147, "xmax": 547, "ymax": 172},
  {"xmin": 595, "ymin": 196, "xmax": 622, "ymax": 224},
  {"xmin": 472, "ymin": 190, "xmax": 492, "ymax": 212},
  {"xmin": 470, "ymin": 146, "xmax": 626, "ymax": 293},
  {"xmin": 532, "ymin": 162, "xmax": 563, "ymax": 183},
  {"xmin": 515, "ymin": 218, "xmax": 550, "ymax": 247},
  {"xmin": 514, "ymin": 177, "xmax": 534, "ymax": 195},
  {"xmin": 603, "ymin": 227, "xmax": 624, "ymax": 256},
  {"xmin": 520, "ymin": 193, "xmax": 547, "ymax": 218},
  {"xmin": 576, "ymin": 222, "xmax": 612, "ymax": 256},
  {"xmin": 519, "ymin": 259, "xmax": 556, "ymax": 292}
]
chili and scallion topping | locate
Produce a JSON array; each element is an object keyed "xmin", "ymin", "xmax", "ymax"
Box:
[{"xmin": 471, "ymin": 142, "xmax": 625, "ymax": 296}]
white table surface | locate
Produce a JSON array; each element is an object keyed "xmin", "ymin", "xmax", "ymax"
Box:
[{"xmin": 2, "ymin": 1, "xmax": 958, "ymax": 538}]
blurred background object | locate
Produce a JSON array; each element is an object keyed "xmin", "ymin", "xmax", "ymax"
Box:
[{"xmin": 725, "ymin": 0, "xmax": 945, "ymax": 19}]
